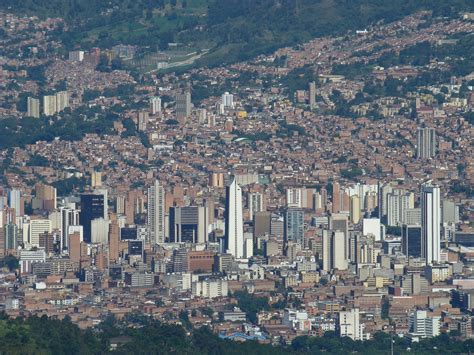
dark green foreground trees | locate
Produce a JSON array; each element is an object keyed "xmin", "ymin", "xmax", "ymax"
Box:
[{"xmin": 0, "ymin": 314, "xmax": 473, "ymax": 354}]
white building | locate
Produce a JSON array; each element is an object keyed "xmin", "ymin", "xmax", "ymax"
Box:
[
  {"xmin": 225, "ymin": 178, "xmax": 244, "ymax": 258},
  {"xmin": 192, "ymin": 279, "xmax": 228, "ymax": 298},
  {"xmin": 339, "ymin": 308, "xmax": 365, "ymax": 340},
  {"xmin": 29, "ymin": 219, "xmax": 52, "ymax": 247},
  {"xmin": 27, "ymin": 97, "xmax": 40, "ymax": 118},
  {"xmin": 421, "ymin": 184, "xmax": 441, "ymax": 265},
  {"xmin": 362, "ymin": 218, "xmax": 381, "ymax": 241},
  {"xmin": 43, "ymin": 95, "xmax": 57, "ymax": 116},
  {"xmin": 221, "ymin": 92, "xmax": 234, "ymax": 108},
  {"xmin": 55, "ymin": 91, "xmax": 69, "ymax": 112},
  {"xmin": 91, "ymin": 217, "xmax": 110, "ymax": 244},
  {"xmin": 409, "ymin": 310, "xmax": 441, "ymax": 338},
  {"xmin": 150, "ymin": 96, "xmax": 162, "ymax": 114},
  {"xmin": 147, "ymin": 180, "xmax": 165, "ymax": 244},
  {"xmin": 417, "ymin": 127, "xmax": 436, "ymax": 159},
  {"xmin": 18, "ymin": 249, "xmax": 46, "ymax": 273}
]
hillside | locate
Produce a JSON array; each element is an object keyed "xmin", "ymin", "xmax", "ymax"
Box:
[{"xmin": 1, "ymin": 0, "xmax": 474, "ymax": 66}]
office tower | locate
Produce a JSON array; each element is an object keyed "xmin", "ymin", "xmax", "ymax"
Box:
[
  {"xmin": 95, "ymin": 188, "xmax": 109, "ymax": 219},
  {"xmin": 147, "ymin": 180, "xmax": 165, "ymax": 244},
  {"xmin": 362, "ymin": 218, "xmax": 381, "ymax": 241},
  {"xmin": 309, "ymin": 81, "xmax": 316, "ymax": 110},
  {"xmin": 442, "ymin": 200, "xmax": 459, "ymax": 224},
  {"xmin": 322, "ymin": 230, "xmax": 348, "ymax": 271},
  {"xmin": 209, "ymin": 172, "xmax": 225, "ymax": 188},
  {"xmin": 138, "ymin": 111, "xmax": 149, "ymax": 131},
  {"xmin": 402, "ymin": 224, "xmax": 422, "ymax": 258},
  {"xmin": 329, "ymin": 213, "xmax": 349, "ymax": 238},
  {"xmin": 108, "ymin": 220, "xmax": 120, "ymax": 262},
  {"xmin": 91, "ymin": 171, "xmax": 102, "ymax": 188},
  {"xmin": 43, "ymin": 95, "xmax": 57, "ymax": 116},
  {"xmin": 387, "ymin": 190, "xmax": 414, "ymax": 226},
  {"xmin": 27, "ymin": 97, "xmax": 40, "ymax": 118},
  {"xmin": 29, "ymin": 219, "xmax": 52, "ymax": 247},
  {"xmin": 60, "ymin": 205, "xmax": 79, "ymax": 250},
  {"xmin": 5, "ymin": 224, "xmax": 18, "ymax": 250},
  {"xmin": 284, "ymin": 208, "xmax": 304, "ymax": 245},
  {"xmin": 248, "ymin": 192, "xmax": 265, "ymax": 219},
  {"xmin": 8, "ymin": 189, "xmax": 23, "ymax": 217},
  {"xmin": 35, "ymin": 183, "xmax": 57, "ymax": 211},
  {"xmin": 55, "ymin": 91, "xmax": 69, "ymax": 112},
  {"xmin": 38, "ymin": 232, "xmax": 55, "ymax": 254},
  {"xmin": 421, "ymin": 184, "xmax": 441, "ymax": 265},
  {"xmin": 91, "ymin": 217, "xmax": 109, "ymax": 244},
  {"xmin": 175, "ymin": 92, "xmax": 191, "ymax": 121},
  {"xmin": 254, "ymin": 211, "xmax": 271, "ymax": 238},
  {"xmin": 350, "ymin": 195, "xmax": 360, "ymax": 224},
  {"xmin": 339, "ymin": 309, "xmax": 363, "ymax": 340},
  {"xmin": 224, "ymin": 178, "xmax": 244, "ymax": 258},
  {"xmin": 332, "ymin": 182, "xmax": 341, "ymax": 213},
  {"xmin": 169, "ymin": 206, "xmax": 208, "ymax": 243},
  {"xmin": 417, "ymin": 127, "xmax": 436, "ymax": 159},
  {"xmin": 80, "ymin": 193, "xmax": 105, "ymax": 243},
  {"xmin": 150, "ymin": 96, "xmax": 161, "ymax": 114},
  {"xmin": 69, "ymin": 231, "xmax": 81, "ymax": 264},
  {"xmin": 221, "ymin": 92, "xmax": 234, "ymax": 108}
]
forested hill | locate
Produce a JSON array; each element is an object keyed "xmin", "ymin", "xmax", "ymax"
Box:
[{"xmin": 1, "ymin": 0, "xmax": 474, "ymax": 65}]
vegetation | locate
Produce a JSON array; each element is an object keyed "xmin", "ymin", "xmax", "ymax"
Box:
[{"xmin": 233, "ymin": 290, "xmax": 270, "ymax": 324}]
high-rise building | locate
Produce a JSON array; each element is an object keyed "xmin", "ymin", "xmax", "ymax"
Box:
[
  {"xmin": 35, "ymin": 183, "xmax": 57, "ymax": 211},
  {"xmin": 80, "ymin": 193, "xmax": 105, "ymax": 243},
  {"xmin": 59, "ymin": 205, "xmax": 80, "ymax": 250},
  {"xmin": 417, "ymin": 127, "xmax": 436, "ymax": 159},
  {"xmin": 8, "ymin": 189, "xmax": 23, "ymax": 217},
  {"xmin": 91, "ymin": 171, "xmax": 102, "ymax": 188},
  {"xmin": 176, "ymin": 92, "xmax": 191, "ymax": 121},
  {"xmin": 322, "ymin": 230, "xmax": 348, "ymax": 271},
  {"xmin": 91, "ymin": 217, "xmax": 110, "ymax": 244},
  {"xmin": 309, "ymin": 81, "xmax": 316, "ymax": 110},
  {"xmin": 169, "ymin": 206, "xmax": 208, "ymax": 243},
  {"xmin": 350, "ymin": 195, "xmax": 360, "ymax": 224},
  {"xmin": 55, "ymin": 91, "xmax": 69, "ymax": 112},
  {"xmin": 147, "ymin": 180, "xmax": 165, "ymax": 244},
  {"xmin": 402, "ymin": 224, "xmax": 422, "ymax": 258},
  {"xmin": 248, "ymin": 192, "xmax": 265, "ymax": 219},
  {"xmin": 442, "ymin": 200, "xmax": 459, "ymax": 224},
  {"xmin": 224, "ymin": 178, "xmax": 244, "ymax": 258},
  {"xmin": 137, "ymin": 111, "xmax": 149, "ymax": 131},
  {"xmin": 339, "ymin": 309, "xmax": 364, "ymax": 340},
  {"xmin": 421, "ymin": 184, "xmax": 441, "ymax": 265},
  {"xmin": 221, "ymin": 92, "xmax": 234, "ymax": 108},
  {"xmin": 29, "ymin": 219, "xmax": 52, "ymax": 247},
  {"xmin": 284, "ymin": 208, "xmax": 304, "ymax": 245},
  {"xmin": 387, "ymin": 190, "xmax": 414, "ymax": 226},
  {"xmin": 254, "ymin": 211, "xmax": 271, "ymax": 238},
  {"xmin": 27, "ymin": 97, "xmax": 40, "ymax": 118},
  {"xmin": 332, "ymin": 182, "xmax": 341, "ymax": 213},
  {"xmin": 150, "ymin": 96, "xmax": 162, "ymax": 114},
  {"xmin": 43, "ymin": 95, "xmax": 57, "ymax": 116}
]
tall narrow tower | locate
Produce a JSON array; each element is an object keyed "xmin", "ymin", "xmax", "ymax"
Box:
[
  {"xmin": 421, "ymin": 183, "xmax": 440, "ymax": 265},
  {"xmin": 147, "ymin": 180, "xmax": 165, "ymax": 244},
  {"xmin": 224, "ymin": 178, "xmax": 244, "ymax": 258}
]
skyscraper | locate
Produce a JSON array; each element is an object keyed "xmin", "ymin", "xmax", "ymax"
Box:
[
  {"xmin": 55, "ymin": 91, "xmax": 69, "ymax": 112},
  {"xmin": 147, "ymin": 180, "xmax": 165, "ymax": 244},
  {"xmin": 176, "ymin": 92, "xmax": 191, "ymax": 122},
  {"xmin": 224, "ymin": 178, "xmax": 244, "ymax": 258},
  {"xmin": 43, "ymin": 95, "xmax": 57, "ymax": 116},
  {"xmin": 421, "ymin": 184, "xmax": 441, "ymax": 265},
  {"xmin": 169, "ymin": 206, "xmax": 208, "ymax": 244},
  {"xmin": 8, "ymin": 189, "xmax": 22, "ymax": 217},
  {"xmin": 309, "ymin": 81, "xmax": 316, "ymax": 110},
  {"xmin": 284, "ymin": 208, "xmax": 304, "ymax": 245},
  {"xmin": 80, "ymin": 193, "xmax": 105, "ymax": 243},
  {"xmin": 27, "ymin": 97, "xmax": 40, "ymax": 118},
  {"xmin": 417, "ymin": 127, "xmax": 436, "ymax": 159},
  {"xmin": 150, "ymin": 96, "xmax": 162, "ymax": 114},
  {"xmin": 248, "ymin": 192, "xmax": 265, "ymax": 219}
]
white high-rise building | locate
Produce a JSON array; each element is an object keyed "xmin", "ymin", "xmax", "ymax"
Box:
[
  {"xmin": 55, "ymin": 91, "xmax": 69, "ymax": 112},
  {"xmin": 248, "ymin": 192, "xmax": 264, "ymax": 219},
  {"xmin": 59, "ymin": 205, "xmax": 80, "ymax": 250},
  {"xmin": 91, "ymin": 217, "xmax": 110, "ymax": 244},
  {"xmin": 8, "ymin": 189, "xmax": 22, "ymax": 217},
  {"xmin": 176, "ymin": 92, "xmax": 191, "ymax": 121},
  {"xmin": 339, "ymin": 308, "xmax": 365, "ymax": 340},
  {"xmin": 29, "ymin": 219, "xmax": 52, "ymax": 247},
  {"xmin": 225, "ymin": 178, "xmax": 244, "ymax": 258},
  {"xmin": 421, "ymin": 184, "xmax": 441, "ymax": 265},
  {"xmin": 409, "ymin": 310, "xmax": 441, "ymax": 338},
  {"xmin": 150, "ymin": 96, "xmax": 162, "ymax": 114},
  {"xmin": 27, "ymin": 97, "xmax": 40, "ymax": 118},
  {"xmin": 309, "ymin": 81, "xmax": 316, "ymax": 110},
  {"xmin": 417, "ymin": 127, "xmax": 436, "ymax": 159},
  {"xmin": 387, "ymin": 190, "xmax": 414, "ymax": 226},
  {"xmin": 322, "ymin": 230, "xmax": 348, "ymax": 271},
  {"xmin": 147, "ymin": 180, "xmax": 165, "ymax": 244},
  {"xmin": 221, "ymin": 92, "xmax": 234, "ymax": 108},
  {"xmin": 43, "ymin": 95, "xmax": 57, "ymax": 116}
]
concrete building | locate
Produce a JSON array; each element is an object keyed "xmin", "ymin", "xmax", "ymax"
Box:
[
  {"xmin": 224, "ymin": 178, "xmax": 244, "ymax": 258},
  {"xmin": 421, "ymin": 184, "xmax": 441, "ymax": 265},
  {"xmin": 417, "ymin": 127, "xmax": 436, "ymax": 159},
  {"xmin": 147, "ymin": 180, "xmax": 165, "ymax": 244},
  {"xmin": 192, "ymin": 279, "xmax": 228, "ymax": 298},
  {"xmin": 169, "ymin": 206, "xmax": 208, "ymax": 243},
  {"xmin": 339, "ymin": 308, "xmax": 365, "ymax": 340},
  {"xmin": 27, "ymin": 97, "xmax": 40, "ymax": 118}
]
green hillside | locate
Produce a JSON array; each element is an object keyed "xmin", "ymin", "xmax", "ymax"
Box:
[{"xmin": 1, "ymin": 0, "xmax": 473, "ymax": 66}]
